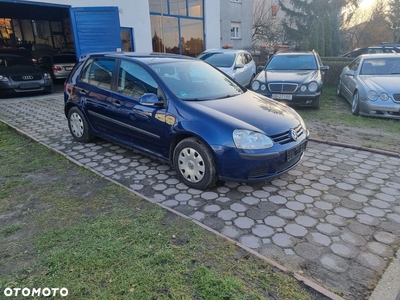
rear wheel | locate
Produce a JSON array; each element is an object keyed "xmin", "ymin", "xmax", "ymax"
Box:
[
  {"xmin": 67, "ymin": 107, "xmax": 94, "ymax": 143},
  {"xmin": 173, "ymin": 137, "xmax": 218, "ymax": 190},
  {"xmin": 351, "ymin": 91, "xmax": 360, "ymax": 116}
]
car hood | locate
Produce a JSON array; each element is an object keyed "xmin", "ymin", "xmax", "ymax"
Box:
[
  {"xmin": 185, "ymin": 91, "xmax": 303, "ymax": 136},
  {"xmin": 0, "ymin": 65, "xmax": 47, "ymax": 74},
  {"xmin": 256, "ymin": 70, "xmax": 319, "ymax": 83},
  {"xmin": 361, "ymin": 76, "xmax": 400, "ymax": 92}
]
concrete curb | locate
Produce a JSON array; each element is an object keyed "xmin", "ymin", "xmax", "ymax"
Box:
[
  {"xmin": 309, "ymin": 138, "xmax": 400, "ymax": 158},
  {"xmin": 368, "ymin": 249, "xmax": 400, "ymax": 300}
]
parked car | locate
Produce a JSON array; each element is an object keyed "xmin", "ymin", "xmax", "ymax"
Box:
[
  {"xmin": 197, "ymin": 49, "xmax": 256, "ymax": 87},
  {"xmin": 64, "ymin": 52, "xmax": 309, "ymax": 189},
  {"xmin": 337, "ymin": 53, "xmax": 400, "ymax": 119},
  {"xmin": 251, "ymin": 51, "xmax": 329, "ymax": 109},
  {"xmin": 31, "ymin": 43, "xmax": 59, "ymax": 61},
  {"xmin": 0, "ymin": 47, "xmax": 37, "ymax": 64},
  {"xmin": 0, "ymin": 54, "xmax": 53, "ymax": 97},
  {"xmin": 38, "ymin": 54, "xmax": 77, "ymax": 81},
  {"xmin": 341, "ymin": 45, "xmax": 400, "ymax": 57}
]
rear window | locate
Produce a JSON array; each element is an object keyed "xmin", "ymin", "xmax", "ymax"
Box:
[{"xmin": 53, "ymin": 55, "xmax": 76, "ymax": 64}]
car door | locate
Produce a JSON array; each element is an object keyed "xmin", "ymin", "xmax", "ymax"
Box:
[
  {"xmin": 78, "ymin": 57, "xmax": 118, "ymax": 137},
  {"xmin": 233, "ymin": 52, "xmax": 248, "ymax": 86},
  {"xmin": 343, "ymin": 57, "xmax": 361, "ymax": 100},
  {"xmin": 110, "ymin": 59, "xmax": 167, "ymax": 156}
]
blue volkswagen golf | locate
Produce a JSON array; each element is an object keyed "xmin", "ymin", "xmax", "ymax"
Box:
[{"xmin": 64, "ymin": 52, "xmax": 309, "ymax": 190}]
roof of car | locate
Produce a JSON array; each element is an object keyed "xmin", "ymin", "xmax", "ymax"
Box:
[
  {"xmin": 359, "ymin": 53, "xmax": 400, "ymax": 59},
  {"xmin": 79, "ymin": 51, "xmax": 198, "ymax": 64},
  {"xmin": 274, "ymin": 51, "xmax": 315, "ymax": 56},
  {"xmin": 201, "ymin": 49, "xmax": 249, "ymax": 54}
]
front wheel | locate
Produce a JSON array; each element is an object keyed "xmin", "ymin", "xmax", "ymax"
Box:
[
  {"xmin": 67, "ymin": 107, "xmax": 94, "ymax": 143},
  {"xmin": 173, "ymin": 137, "xmax": 218, "ymax": 190},
  {"xmin": 351, "ymin": 91, "xmax": 360, "ymax": 116}
]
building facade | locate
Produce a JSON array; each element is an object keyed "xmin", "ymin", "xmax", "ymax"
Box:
[{"xmin": 0, "ymin": 0, "xmax": 222, "ymax": 58}]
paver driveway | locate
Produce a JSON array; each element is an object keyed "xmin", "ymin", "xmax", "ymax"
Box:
[{"xmin": 1, "ymin": 94, "xmax": 400, "ymax": 300}]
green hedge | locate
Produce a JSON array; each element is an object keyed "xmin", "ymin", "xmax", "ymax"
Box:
[{"xmin": 256, "ymin": 57, "xmax": 355, "ymax": 87}]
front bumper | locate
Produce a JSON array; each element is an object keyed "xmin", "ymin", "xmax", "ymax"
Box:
[
  {"xmin": 213, "ymin": 133, "xmax": 309, "ymax": 182},
  {"xmin": 361, "ymin": 100, "xmax": 400, "ymax": 120}
]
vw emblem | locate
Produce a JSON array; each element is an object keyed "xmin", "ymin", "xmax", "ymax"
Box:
[
  {"xmin": 289, "ymin": 129, "xmax": 298, "ymax": 141},
  {"xmin": 22, "ymin": 75, "xmax": 33, "ymax": 80}
]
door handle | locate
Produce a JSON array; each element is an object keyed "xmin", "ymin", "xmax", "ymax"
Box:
[
  {"xmin": 113, "ymin": 100, "xmax": 122, "ymax": 108},
  {"xmin": 79, "ymin": 90, "xmax": 87, "ymax": 95}
]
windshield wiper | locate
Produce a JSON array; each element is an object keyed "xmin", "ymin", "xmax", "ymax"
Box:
[{"xmin": 214, "ymin": 94, "xmax": 241, "ymax": 100}]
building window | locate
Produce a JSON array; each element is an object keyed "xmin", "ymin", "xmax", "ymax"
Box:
[
  {"xmin": 149, "ymin": 0, "xmax": 204, "ymax": 56},
  {"xmin": 120, "ymin": 27, "xmax": 134, "ymax": 51},
  {"xmin": 231, "ymin": 22, "xmax": 240, "ymax": 39}
]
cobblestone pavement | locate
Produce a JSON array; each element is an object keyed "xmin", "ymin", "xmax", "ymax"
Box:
[{"xmin": 1, "ymin": 95, "xmax": 400, "ymax": 300}]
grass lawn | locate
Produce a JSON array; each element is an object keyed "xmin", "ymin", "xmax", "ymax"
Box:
[{"xmin": 0, "ymin": 122, "xmax": 325, "ymax": 299}]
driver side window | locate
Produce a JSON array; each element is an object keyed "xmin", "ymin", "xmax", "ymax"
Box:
[{"xmin": 117, "ymin": 60, "xmax": 158, "ymax": 99}]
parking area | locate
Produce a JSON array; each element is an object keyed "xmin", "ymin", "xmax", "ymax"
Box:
[{"xmin": 1, "ymin": 93, "xmax": 400, "ymax": 300}]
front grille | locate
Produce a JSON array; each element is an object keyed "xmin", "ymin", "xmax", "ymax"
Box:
[
  {"xmin": 270, "ymin": 124, "xmax": 304, "ymax": 145},
  {"xmin": 268, "ymin": 83, "xmax": 297, "ymax": 93},
  {"xmin": 11, "ymin": 74, "xmax": 42, "ymax": 81},
  {"xmin": 248, "ymin": 166, "xmax": 269, "ymax": 178},
  {"xmin": 393, "ymin": 93, "xmax": 400, "ymax": 103},
  {"xmin": 275, "ymin": 154, "xmax": 302, "ymax": 173}
]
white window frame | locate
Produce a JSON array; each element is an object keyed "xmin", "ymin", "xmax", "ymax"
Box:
[
  {"xmin": 230, "ymin": 0, "xmax": 242, "ymax": 3},
  {"xmin": 231, "ymin": 22, "xmax": 241, "ymax": 39}
]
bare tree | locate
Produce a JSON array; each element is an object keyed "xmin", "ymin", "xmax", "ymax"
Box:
[
  {"xmin": 342, "ymin": 0, "xmax": 392, "ymax": 51},
  {"xmin": 252, "ymin": 0, "xmax": 284, "ymax": 49}
]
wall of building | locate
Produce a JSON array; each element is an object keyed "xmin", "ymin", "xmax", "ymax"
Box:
[
  {"xmin": 24, "ymin": 0, "xmax": 221, "ymax": 54},
  {"xmin": 220, "ymin": 0, "xmax": 253, "ymax": 50}
]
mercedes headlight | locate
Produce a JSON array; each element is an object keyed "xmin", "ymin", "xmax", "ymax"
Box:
[
  {"xmin": 233, "ymin": 129, "xmax": 273, "ymax": 149},
  {"xmin": 380, "ymin": 92, "xmax": 389, "ymax": 101},
  {"xmin": 44, "ymin": 73, "xmax": 52, "ymax": 80},
  {"xmin": 367, "ymin": 91, "xmax": 378, "ymax": 101},
  {"xmin": 308, "ymin": 81, "xmax": 318, "ymax": 92},
  {"xmin": 251, "ymin": 81, "xmax": 260, "ymax": 91}
]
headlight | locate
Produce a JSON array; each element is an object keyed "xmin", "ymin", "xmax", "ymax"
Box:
[
  {"xmin": 367, "ymin": 91, "xmax": 378, "ymax": 101},
  {"xmin": 233, "ymin": 129, "xmax": 273, "ymax": 149},
  {"xmin": 0, "ymin": 75, "xmax": 9, "ymax": 82},
  {"xmin": 260, "ymin": 84, "xmax": 266, "ymax": 91},
  {"xmin": 300, "ymin": 85, "xmax": 307, "ymax": 92},
  {"xmin": 380, "ymin": 93, "xmax": 389, "ymax": 101},
  {"xmin": 308, "ymin": 82, "xmax": 318, "ymax": 92},
  {"xmin": 44, "ymin": 73, "xmax": 52, "ymax": 80},
  {"xmin": 251, "ymin": 81, "xmax": 260, "ymax": 90}
]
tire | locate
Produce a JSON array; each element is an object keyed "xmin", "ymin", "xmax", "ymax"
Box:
[
  {"xmin": 173, "ymin": 137, "xmax": 218, "ymax": 190},
  {"xmin": 351, "ymin": 91, "xmax": 360, "ymax": 116},
  {"xmin": 312, "ymin": 97, "xmax": 320, "ymax": 109},
  {"xmin": 67, "ymin": 107, "xmax": 94, "ymax": 143}
]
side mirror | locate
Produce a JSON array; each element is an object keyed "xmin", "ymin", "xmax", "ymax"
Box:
[
  {"xmin": 235, "ymin": 63, "xmax": 244, "ymax": 69},
  {"xmin": 257, "ymin": 66, "xmax": 265, "ymax": 73},
  {"xmin": 139, "ymin": 93, "xmax": 162, "ymax": 106},
  {"xmin": 320, "ymin": 66, "xmax": 329, "ymax": 71},
  {"xmin": 345, "ymin": 70, "xmax": 355, "ymax": 77}
]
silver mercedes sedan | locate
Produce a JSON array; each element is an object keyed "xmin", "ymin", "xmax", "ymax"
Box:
[{"xmin": 337, "ymin": 53, "xmax": 400, "ymax": 119}]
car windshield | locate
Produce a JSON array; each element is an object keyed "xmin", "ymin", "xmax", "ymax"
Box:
[
  {"xmin": 360, "ymin": 58, "xmax": 400, "ymax": 75},
  {"xmin": 151, "ymin": 60, "xmax": 243, "ymax": 101},
  {"xmin": 197, "ymin": 52, "xmax": 236, "ymax": 68},
  {"xmin": 0, "ymin": 55, "xmax": 33, "ymax": 67},
  {"xmin": 266, "ymin": 54, "xmax": 317, "ymax": 70}
]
